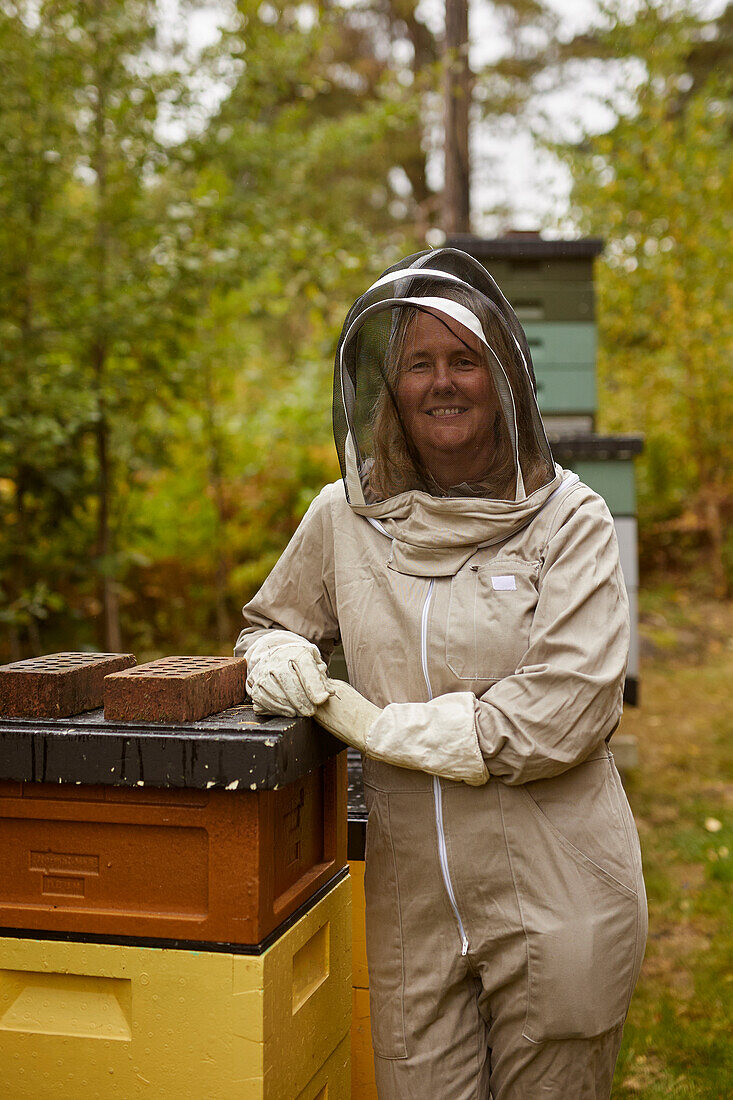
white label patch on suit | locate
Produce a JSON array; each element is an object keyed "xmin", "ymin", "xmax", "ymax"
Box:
[{"xmin": 491, "ymin": 575, "xmax": 517, "ymax": 591}]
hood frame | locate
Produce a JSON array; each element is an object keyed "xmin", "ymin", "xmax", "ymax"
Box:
[{"xmin": 333, "ymin": 247, "xmax": 555, "ymax": 510}]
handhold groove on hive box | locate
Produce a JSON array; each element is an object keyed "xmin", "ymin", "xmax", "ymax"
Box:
[
  {"xmin": 1, "ymin": 821, "xmax": 209, "ymax": 919},
  {"xmin": 0, "ymin": 969, "xmax": 132, "ymax": 1040},
  {"xmin": 292, "ymin": 921, "xmax": 330, "ymax": 1014}
]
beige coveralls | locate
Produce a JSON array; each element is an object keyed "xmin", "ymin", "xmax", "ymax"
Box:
[{"xmin": 236, "ymin": 469, "xmax": 648, "ymax": 1099}]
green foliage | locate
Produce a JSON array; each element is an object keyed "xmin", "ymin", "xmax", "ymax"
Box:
[
  {"xmin": 613, "ymin": 592, "xmax": 733, "ymax": 1099},
  {"xmin": 0, "ymin": 2, "xmax": 93, "ymax": 655},
  {"xmin": 6, "ymin": 0, "xmax": 729, "ymax": 657},
  {"xmin": 557, "ymin": 2, "xmax": 733, "ymax": 593},
  {"xmin": 0, "ymin": 0, "xmax": 425, "ymax": 657}
]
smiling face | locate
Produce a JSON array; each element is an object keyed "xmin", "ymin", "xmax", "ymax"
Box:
[{"xmin": 395, "ymin": 308, "xmax": 498, "ymax": 490}]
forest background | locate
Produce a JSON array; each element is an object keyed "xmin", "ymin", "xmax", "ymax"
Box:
[
  {"xmin": 1, "ymin": 0, "xmax": 731, "ymax": 660},
  {"xmin": 1, "ymin": 4, "xmax": 732, "ymax": 1096}
]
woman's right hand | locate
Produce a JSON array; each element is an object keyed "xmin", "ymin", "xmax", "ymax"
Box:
[{"xmin": 245, "ymin": 631, "xmax": 334, "ymax": 717}]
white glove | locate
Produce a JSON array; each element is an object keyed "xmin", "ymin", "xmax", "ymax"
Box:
[
  {"xmin": 245, "ymin": 630, "xmax": 334, "ymax": 717},
  {"xmin": 312, "ymin": 680, "xmax": 381, "ymax": 751},
  {"xmin": 314, "ymin": 680, "xmax": 489, "ymax": 786}
]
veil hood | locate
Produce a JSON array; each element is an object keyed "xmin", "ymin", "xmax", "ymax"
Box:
[{"xmin": 332, "ymin": 247, "xmax": 561, "ymax": 570}]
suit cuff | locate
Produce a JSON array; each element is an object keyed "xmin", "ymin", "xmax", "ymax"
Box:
[{"xmin": 366, "ymin": 693, "xmax": 489, "ymax": 785}]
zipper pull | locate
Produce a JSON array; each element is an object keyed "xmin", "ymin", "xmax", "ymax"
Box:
[{"xmin": 461, "ymin": 936, "xmax": 469, "ymax": 957}]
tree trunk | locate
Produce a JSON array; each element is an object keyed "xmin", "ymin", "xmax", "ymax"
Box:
[
  {"xmin": 443, "ymin": 0, "xmax": 471, "ymax": 234},
  {"xmin": 14, "ymin": 256, "xmax": 32, "ymax": 652},
  {"xmin": 203, "ymin": 360, "xmax": 231, "ymax": 646},
  {"xmin": 399, "ymin": 0, "xmax": 436, "ymax": 211},
  {"xmin": 92, "ymin": 8, "xmax": 121, "ymax": 653},
  {"xmin": 94, "ymin": 356, "xmax": 121, "ymax": 652}
]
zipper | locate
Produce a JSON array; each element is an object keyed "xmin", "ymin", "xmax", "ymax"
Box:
[
  {"xmin": 420, "ymin": 579, "xmax": 435, "ymax": 700},
  {"xmin": 420, "ymin": 579, "xmax": 470, "ymax": 957},
  {"xmin": 433, "ymin": 776, "xmax": 469, "ymax": 955}
]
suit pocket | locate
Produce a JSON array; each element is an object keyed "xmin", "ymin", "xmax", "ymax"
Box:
[
  {"xmin": 521, "ymin": 755, "xmax": 643, "ymax": 895},
  {"xmin": 499, "ymin": 765, "xmax": 647, "ymax": 1042},
  {"xmin": 446, "ymin": 559, "xmax": 539, "ymax": 681},
  {"xmin": 363, "ymin": 790, "xmax": 408, "ymax": 1059}
]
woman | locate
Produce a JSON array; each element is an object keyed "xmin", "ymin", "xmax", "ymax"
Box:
[{"xmin": 236, "ymin": 248, "xmax": 647, "ymax": 1099}]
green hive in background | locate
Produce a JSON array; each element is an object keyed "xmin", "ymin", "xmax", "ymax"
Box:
[{"xmin": 448, "ymin": 232, "xmax": 643, "ymax": 704}]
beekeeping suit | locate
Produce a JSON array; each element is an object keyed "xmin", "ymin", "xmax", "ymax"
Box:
[{"xmin": 236, "ymin": 248, "xmax": 647, "ymax": 1100}]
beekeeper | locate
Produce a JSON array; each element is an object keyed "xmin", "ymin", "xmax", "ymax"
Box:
[{"xmin": 235, "ymin": 248, "xmax": 647, "ymax": 1100}]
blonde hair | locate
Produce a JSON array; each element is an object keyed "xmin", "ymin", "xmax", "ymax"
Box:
[{"xmin": 368, "ymin": 284, "xmax": 552, "ymax": 501}]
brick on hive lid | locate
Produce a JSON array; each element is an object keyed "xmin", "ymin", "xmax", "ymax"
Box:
[
  {"xmin": 103, "ymin": 655, "xmax": 248, "ymax": 724},
  {"xmin": 0, "ymin": 652, "xmax": 137, "ymax": 718}
]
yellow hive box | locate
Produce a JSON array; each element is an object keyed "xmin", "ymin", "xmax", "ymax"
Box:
[
  {"xmin": 349, "ymin": 860, "xmax": 378, "ymax": 1100},
  {"xmin": 349, "ymin": 860, "xmax": 368, "ymax": 991},
  {"xmin": 0, "ymin": 876, "xmax": 351, "ymax": 1099},
  {"xmin": 352, "ymin": 988, "xmax": 377, "ymax": 1098}
]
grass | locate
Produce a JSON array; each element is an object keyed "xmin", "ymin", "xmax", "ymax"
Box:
[{"xmin": 611, "ymin": 590, "xmax": 733, "ymax": 1098}]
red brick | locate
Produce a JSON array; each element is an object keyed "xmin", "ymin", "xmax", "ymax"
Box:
[
  {"xmin": 104, "ymin": 655, "xmax": 247, "ymax": 724},
  {"xmin": 0, "ymin": 653, "xmax": 137, "ymax": 718}
]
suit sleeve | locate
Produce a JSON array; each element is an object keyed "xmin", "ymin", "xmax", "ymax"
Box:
[
  {"xmin": 234, "ymin": 485, "xmax": 340, "ymax": 660},
  {"xmin": 474, "ymin": 490, "xmax": 630, "ymax": 785}
]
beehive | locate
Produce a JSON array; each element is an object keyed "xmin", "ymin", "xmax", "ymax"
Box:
[
  {"xmin": 0, "ymin": 664, "xmax": 353, "ymax": 1097},
  {"xmin": 349, "ymin": 859, "xmax": 378, "ymax": 1099},
  {"xmin": 0, "ymin": 750, "xmax": 347, "ymax": 947},
  {"xmin": 447, "ymin": 232, "xmax": 643, "ymax": 704},
  {"xmin": 0, "ymin": 875, "xmax": 351, "ymax": 1099},
  {"xmin": 448, "ymin": 235, "xmax": 603, "ymax": 422}
]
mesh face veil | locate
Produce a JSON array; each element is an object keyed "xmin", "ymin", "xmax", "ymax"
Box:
[{"xmin": 333, "ymin": 248, "xmax": 556, "ymax": 506}]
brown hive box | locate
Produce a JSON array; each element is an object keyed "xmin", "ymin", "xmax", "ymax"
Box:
[
  {"xmin": 0, "ymin": 751, "xmax": 347, "ymax": 946},
  {"xmin": 0, "ymin": 653, "xmax": 136, "ymax": 718},
  {"xmin": 104, "ymin": 655, "xmax": 247, "ymax": 723}
]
